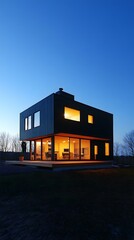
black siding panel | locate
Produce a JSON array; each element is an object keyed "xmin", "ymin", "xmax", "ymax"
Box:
[
  {"xmin": 20, "ymin": 94, "xmax": 54, "ymax": 140},
  {"xmin": 54, "ymin": 94, "xmax": 113, "ymax": 140}
]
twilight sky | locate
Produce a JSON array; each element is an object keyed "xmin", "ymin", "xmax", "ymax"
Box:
[{"xmin": 0, "ymin": 0, "xmax": 134, "ymax": 144}]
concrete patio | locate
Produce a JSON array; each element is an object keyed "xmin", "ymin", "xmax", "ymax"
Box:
[{"xmin": 6, "ymin": 160, "xmax": 113, "ymax": 171}]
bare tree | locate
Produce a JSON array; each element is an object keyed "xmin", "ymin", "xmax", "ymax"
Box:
[
  {"xmin": 124, "ymin": 130, "xmax": 134, "ymax": 157},
  {"xmin": 0, "ymin": 132, "xmax": 11, "ymax": 152},
  {"xmin": 120, "ymin": 144, "xmax": 129, "ymax": 156},
  {"xmin": 114, "ymin": 142, "xmax": 121, "ymax": 156},
  {"xmin": 10, "ymin": 135, "xmax": 21, "ymax": 152}
]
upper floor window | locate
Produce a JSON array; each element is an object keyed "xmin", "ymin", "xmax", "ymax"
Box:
[
  {"xmin": 88, "ymin": 115, "xmax": 93, "ymax": 124},
  {"xmin": 28, "ymin": 116, "xmax": 31, "ymax": 129},
  {"xmin": 64, "ymin": 107, "xmax": 80, "ymax": 122},
  {"xmin": 34, "ymin": 111, "xmax": 40, "ymax": 127},
  {"xmin": 25, "ymin": 118, "xmax": 28, "ymax": 130},
  {"xmin": 24, "ymin": 115, "xmax": 31, "ymax": 130}
]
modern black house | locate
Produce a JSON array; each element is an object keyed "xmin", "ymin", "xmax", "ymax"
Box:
[{"xmin": 20, "ymin": 88, "xmax": 113, "ymax": 161}]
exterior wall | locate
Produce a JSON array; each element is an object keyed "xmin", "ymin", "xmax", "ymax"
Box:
[
  {"xmin": 54, "ymin": 93, "xmax": 113, "ymax": 139},
  {"xmin": 20, "ymin": 94, "xmax": 54, "ymax": 141},
  {"xmin": 54, "ymin": 93, "xmax": 113, "ymax": 160},
  {"xmin": 90, "ymin": 140, "xmax": 113, "ymax": 160}
]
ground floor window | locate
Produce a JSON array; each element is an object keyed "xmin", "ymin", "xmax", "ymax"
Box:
[
  {"xmin": 81, "ymin": 139, "xmax": 90, "ymax": 160},
  {"xmin": 54, "ymin": 136, "xmax": 90, "ymax": 160},
  {"xmin": 29, "ymin": 136, "xmax": 111, "ymax": 161},
  {"xmin": 105, "ymin": 142, "xmax": 110, "ymax": 156},
  {"xmin": 94, "ymin": 145, "xmax": 98, "ymax": 160},
  {"xmin": 36, "ymin": 140, "xmax": 41, "ymax": 160},
  {"xmin": 70, "ymin": 138, "xmax": 80, "ymax": 160},
  {"xmin": 42, "ymin": 138, "xmax": 51, "ymax": 160},
  {"xmin": 55, "ymin": 136, "xmax": 69, "ymax": 160}
]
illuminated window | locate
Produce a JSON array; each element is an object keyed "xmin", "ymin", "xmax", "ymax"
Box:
[
  {"xmin": 34, "ymin": 111, "xmax": 40, "ymax": 127},
  {"xmin": 88, "ymin": 115, "xmax": 93, "ymax": 124},
  {"xmin": 81, "ymin": 139, "xmax": 90, "ymax": 160},
  {"xmin": 94, "ymin": 145, "xmax": 98, "ymax": 155},
  {"xmin": 105, "ymin": 143, "xmax": 110, "ymax": 156},
  {"xmin": 64, "ymin": 107, "xmax": 80, "ymax": 122}
]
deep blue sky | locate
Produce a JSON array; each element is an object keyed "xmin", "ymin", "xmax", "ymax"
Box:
[{"xmin": 0, "ymin": 0, "xmax": 134, "ymax": 144}]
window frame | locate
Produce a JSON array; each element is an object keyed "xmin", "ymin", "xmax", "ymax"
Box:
[
  {"xmin": 88, "ymin": 114, "xmax": 93, "ymax": 124},
  {"xmin": 64, "ymin": 107, "xmax": 80, "ymax": 122},
  {"xmin": 24, "ymin": 117, "xmax": 28, "ymax": 131},
  {"xmin": 105, "ymin": 143, "xmax": 110, "ymax": 156},
  {"xmin": 28, "ymin": 115, "xmax": 32, "ymax": 130},
  {"xmin": 24, "ymin": 115, "xmax": 32, "ymax": 131},
  {"xmin": 34, "ymin": 111, "xmax": 40, "ymax": 128}
]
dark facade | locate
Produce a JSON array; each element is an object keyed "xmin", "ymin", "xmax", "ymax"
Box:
[{"xmin": 20, "ymin": 88, "xmax": 113, "ymax": 161}]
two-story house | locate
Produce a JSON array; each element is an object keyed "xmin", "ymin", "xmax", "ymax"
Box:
[{"xmin": 20, "ymin": 88, "xmax": 113, "ymax": 161}]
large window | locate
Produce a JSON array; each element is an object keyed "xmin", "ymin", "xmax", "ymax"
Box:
[
  {"xmin": 34, "ymin": 111, "xmax": 40, "ymax": 127},
  {"xmin": 30, "ymin": 141, "xmax": 35, "ymax": 160},
  {"xmin": 35, "ymin": 140, "xmax": 41, "ymax": 160},
  {"xmin": 81, "ymin": 139, "xmax": 90, "ymax": 160},
  {"xmin": 42, "ymin": 138, "xmax": 52, "ymax": 160},
  {"xmin": 55, "ymin": 136, "xmax": 69, "ymax": 160},
  {"xmin": 70, "ymin": 138, "xmax": 80, "ymax": 160},
  {"xmin": 64, "ymin": 107, "xmax": 80, "ymax": 122}
]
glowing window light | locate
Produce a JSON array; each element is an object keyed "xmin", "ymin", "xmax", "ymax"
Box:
[
  {"xmin": 105, "ymin": 143, "xmax": 110, "ymax": 156},
  {"xmin": 88, "ymin": 115, "xmax": 93, "ymax": 124},
  {"xmin": 94, "ymin": 145, "xmax": 98, "ymax": 155},
  {"xmin": 64, "ymin": 107, "xmax": 80, "ymax": 122}
]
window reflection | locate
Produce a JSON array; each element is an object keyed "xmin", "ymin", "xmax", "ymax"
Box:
[
  {"xmin": 34, "ymin": 111, "xmax": 40, "ymax": 127},
  {"xmin": 25, "ymin": 118, "xmax": 28, "ymax": 130},
  {"xmin": 24, "ymin": 115, "xmax": 32, "ymax": 130},
  {"xmin": 28, "ymin": 116, "xmax": 31, "ymax": 129}
]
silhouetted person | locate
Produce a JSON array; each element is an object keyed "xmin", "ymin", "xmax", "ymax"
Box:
[{"xmin": 21, "ymin": 141, "xmax": 26, "ymax": 153}]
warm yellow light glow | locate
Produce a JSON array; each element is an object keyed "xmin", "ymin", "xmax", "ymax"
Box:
[
  {"xmin": 94, "ymin": 145, "xmax": 98, "ymax": 155},
  {"xmin": 105, "ymin": 143, "xmax": 110, "ymax": 156},
  {"xmin": 88, "ymin": 115, "xmax": 93, "ymax": 124},
  {"xmin": 64, "ymin": 107, "xmax": 80, "ymax": 121}
]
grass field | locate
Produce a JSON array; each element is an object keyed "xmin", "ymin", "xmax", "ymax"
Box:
[{"xmin": 0, "ymin": 168, "xmax": 134, "ymax": 240}]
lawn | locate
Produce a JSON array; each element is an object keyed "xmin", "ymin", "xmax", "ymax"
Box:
[{"xmin": 0, "ymin": 168, "xmax": 134, "ymax": 240}]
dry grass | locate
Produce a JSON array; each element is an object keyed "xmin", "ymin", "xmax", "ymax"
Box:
[{"xmin": 0, "ymin": 168, "xmax": 134, "ymax": 240}]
